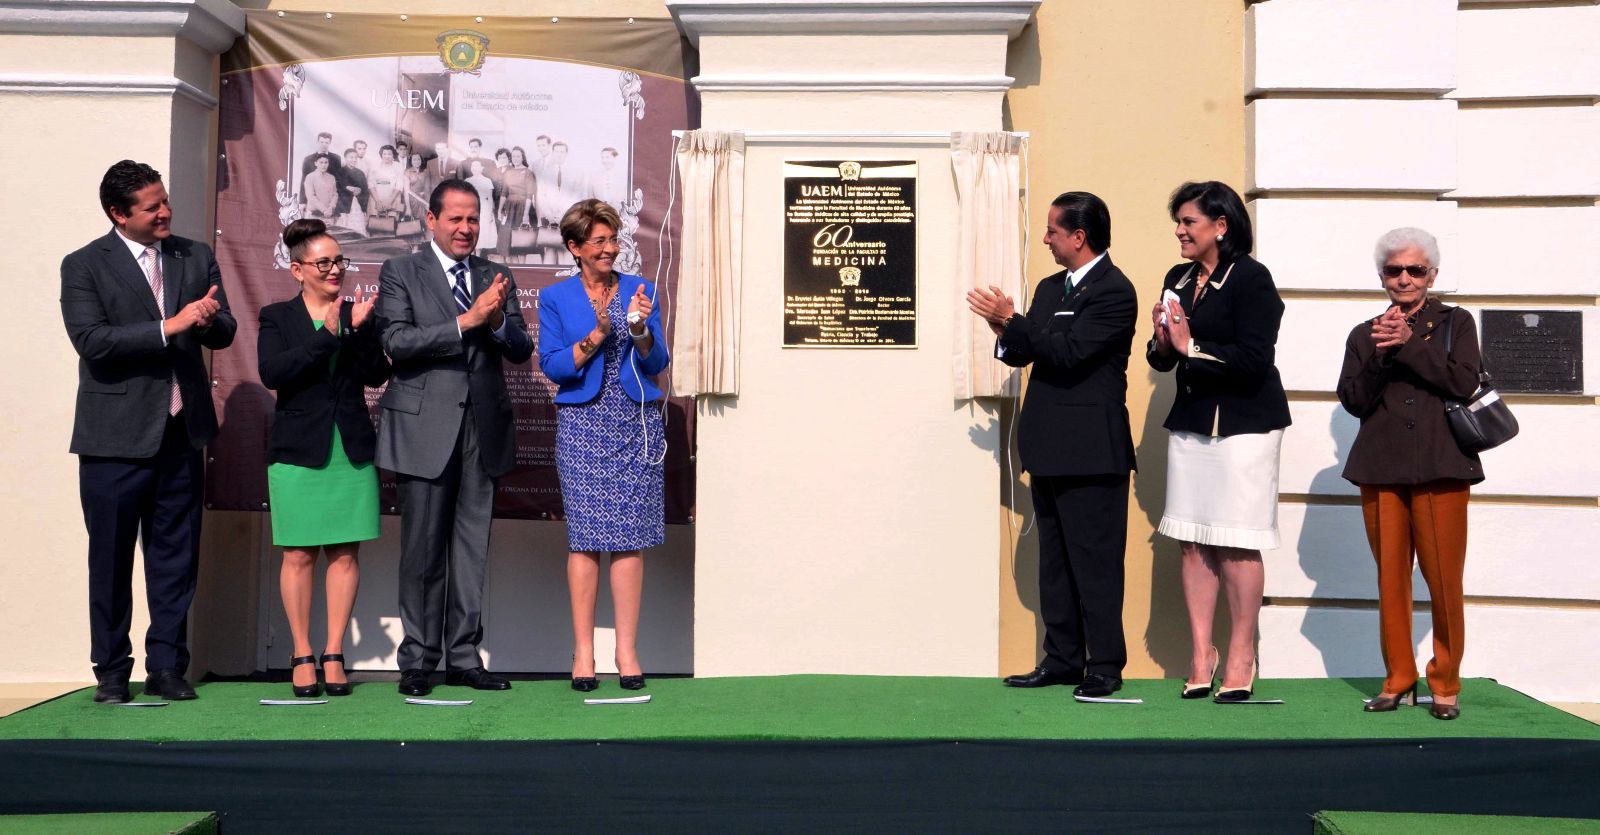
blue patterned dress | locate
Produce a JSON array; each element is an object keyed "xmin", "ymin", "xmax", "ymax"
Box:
[{"xmin": 554, "ymin": 291, "xmax": 666, "ymax": 551}]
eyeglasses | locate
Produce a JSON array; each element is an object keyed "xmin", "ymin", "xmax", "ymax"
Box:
[
  {"xmin": 582, "ymin": 236, "xmax": 620, "ymax": 248},
  {"xmin": 1381, "ymin": 264, "xmax": 1434, "ymax": 279},
  {"xmin": 297, "ymin": 256, "xmax": 352, "ymax": 273}
]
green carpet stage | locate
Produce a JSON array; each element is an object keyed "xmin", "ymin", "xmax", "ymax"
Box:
[{"xmin": 1, "ymin": 676, "xmax": 1596, "ymax": 832}]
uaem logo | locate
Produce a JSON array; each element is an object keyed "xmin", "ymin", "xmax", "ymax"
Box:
[
  {"xmin": 837, "ymin": 161, "xmax": 862, "ymax": 181},
  {"xmin": 838, "ymin": 267, "xmax": 862, "ymax": 287},
  {"xmin": 438, "ymin": 30, "xmax": 490, "ymax": 74}
]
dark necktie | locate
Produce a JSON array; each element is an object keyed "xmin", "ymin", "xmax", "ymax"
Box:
[{"xmin": 450, "ymin": 263, "xmax": 472, "ymax": 314}]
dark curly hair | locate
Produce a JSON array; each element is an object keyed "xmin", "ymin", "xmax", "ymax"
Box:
[
  {"xmin": 282, "ymin": 218, "xmax": 332, "ymax": 261},
  {"xmin": 1168, "ymin": 180, "xmax": 1253, "ymax": 262},
  {"xmin": 99, "ymin": 160, "xmax": 163, "ymax": 222}
]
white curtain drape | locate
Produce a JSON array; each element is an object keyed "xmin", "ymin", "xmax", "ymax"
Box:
[
  {"xmin": 671, "ymin": 130, "xmax": 746, "ymax": 397},
  {"xmin": 950, "ymin": 131, "xmax": 1028, "ymax": 400}
]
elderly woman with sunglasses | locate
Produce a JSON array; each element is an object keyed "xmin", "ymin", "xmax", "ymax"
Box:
[{"xmin": 1337, "ymin": 227, "xmax": 1483, "ymax": 720}]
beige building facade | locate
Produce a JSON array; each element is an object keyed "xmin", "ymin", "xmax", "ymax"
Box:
[{"xmin": 3, "ymin": 0, "xmax": 1594, "ymax": 702}]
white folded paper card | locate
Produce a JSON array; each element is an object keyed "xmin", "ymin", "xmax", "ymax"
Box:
[
  {"xmin": 115, "ymin": 701, "xmax": 168, "ymax": 707},
  {"xmin": 405, "ymin": 697, "xmax": 473, "ymax": 706},
  {"xmin": 1072, "ymin": 695, "xmax": 1143, "ymax": 705},
  {"xmin": 584, "ymin": 695, "xmax": 652, "ymax": 705},
  {"xmin": 259, "ymin": 699, "xmax": 328, "ymax": 706},
  {"xmin": 1159, "ymin": 288, "xmax": 1181, "ymax": 325},
  {"xmin": 1215, "ymin": 699, "xmax": 1285, "ymax": 705}
]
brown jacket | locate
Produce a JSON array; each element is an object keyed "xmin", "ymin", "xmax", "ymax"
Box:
[{"xmin": 1337, "ymin": 298, "xmax": 1484, "ymax": 485}]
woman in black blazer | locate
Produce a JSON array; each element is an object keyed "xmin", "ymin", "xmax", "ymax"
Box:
[
  {"xmin": 258, "ymin": 219, "xmax": 390, "ymax": 697},
  {"xmin": 1147, "ymin": 181, "xmax": 1290, "ymax": 703}
]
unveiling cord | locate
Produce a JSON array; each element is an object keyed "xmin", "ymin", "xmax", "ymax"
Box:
[
  {"xmin": 1010, "ymin": 137, "xmax": 1034, "ymax": 538},
  {"xmin": 634, "ymin": 133, "xmax": 681, "ymax": 468}
]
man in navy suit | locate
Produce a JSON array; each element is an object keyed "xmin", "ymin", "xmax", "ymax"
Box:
[
  {"xmin": 60, "ymin": 160, "xmax": 236, "ymax": 702},
  {"xmin": 968, "ymin": 191, "xmax": 1138, "ymax": 698}
]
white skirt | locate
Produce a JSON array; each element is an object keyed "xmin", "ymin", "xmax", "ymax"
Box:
[{"xmin": 1158, "ymin": 429, "xmax": 1285, "ymax": 550}]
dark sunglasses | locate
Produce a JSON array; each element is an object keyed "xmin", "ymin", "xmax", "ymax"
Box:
[{"xmin": 1381, "ymin": 264, "xmax": 1434, "ymax": 279}]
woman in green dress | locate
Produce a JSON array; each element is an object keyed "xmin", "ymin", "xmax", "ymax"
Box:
[{"xmin": 259, "ymin": 219, "xmax": 390, "ymax": 697}]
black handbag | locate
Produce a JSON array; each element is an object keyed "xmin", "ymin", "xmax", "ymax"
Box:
[{"xmin": 1440, "ymin": 307, "xmax": 1518, "ymax": 453}]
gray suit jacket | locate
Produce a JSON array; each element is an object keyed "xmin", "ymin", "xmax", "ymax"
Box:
[
  {"xmin": 60, "ymin": 231, "xmax": 236, "ymax": 457},
  {"xmin": 375, "ymin": 249, "xmax": 533, "ymax": 480}
]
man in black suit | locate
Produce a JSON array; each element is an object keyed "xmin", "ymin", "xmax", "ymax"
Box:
[
  {"xmin": 968, "ymin": 191, "xmax": 1137, "ymax": 698},
  {"xmin": 60, "ymin": 160, "xmax": 236, "ymax": 702},
  {"xmin": 375, "ymin": 179, "xmax": 533, "ymax": 696}
]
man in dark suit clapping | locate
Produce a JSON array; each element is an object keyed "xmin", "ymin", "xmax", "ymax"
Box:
[
  {"xmin": 60, "ymin": 160, "xmax": 237, "ymax": 703},
  {"xmin": 968, "ymin": 191, "xmax": 1138, "ymax": 698},
  {"xmin": 375, "ymin": 179, "xmax": 533, "ymax": 696}
]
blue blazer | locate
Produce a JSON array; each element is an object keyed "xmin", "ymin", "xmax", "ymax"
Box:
[{"xmin": 538, "ymin": 272, "xmax": 669, "ymax": 404}]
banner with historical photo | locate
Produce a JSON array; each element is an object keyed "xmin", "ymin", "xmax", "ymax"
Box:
[
  {"xmin": 208, "ymin": 12, "xmax": 697, "ymax": 521},
  {"xmin": 783, "ymin": 160, "xmax": 918, "ymax": 347}
]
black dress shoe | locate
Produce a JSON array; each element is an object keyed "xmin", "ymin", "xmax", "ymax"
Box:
[
  {"xmin": 320, "ymin": 653, "xmax": 351, "ymax": 697},
  {"xmin": 1002, "ymin": 666, "xmax": 1082, "ymax": 688},
  {"xmin": 143, "ymin": 670, "xmax": 197, "ymax": 700},
  {"xmin": 1430, "ymin": 701, "xmax": 1460, "ymax": 720},
  {"xmin": 398, "ymin": 669, "xmax": 431, "ymax": 696},
  {"xmin": 571, "ymin": 677, "xmax": 599, "ymax": 692},
  {"xmin": 1073, "ymin": 673, "xmax": 1123, "ymax": 698},
  {"xmin": 93, "ymin": 680, "xmax": 130, "ymax": 704},
  {"xmin": 289, "ymin": 655, "xmax": 321, "ymax": 698},
  {"xmin": 618, "ymin": 675, "xmax": 646, "ymax": 691},
  {"xmin": 445, "ymin": 667, "xmax": 511, "ymax": 690}
]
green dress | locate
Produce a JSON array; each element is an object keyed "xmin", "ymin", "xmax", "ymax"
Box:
[{"xmin": 266, "ymin": 316, "xmax": 381, "ymax": 547}]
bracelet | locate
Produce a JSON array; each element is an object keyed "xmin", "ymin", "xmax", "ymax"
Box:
[{"xmin": 629, "ymin": 329, "xmax": 649, "ymax": 341}]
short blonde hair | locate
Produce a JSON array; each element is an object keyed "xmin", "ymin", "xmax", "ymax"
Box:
[{"xmin": 560, "ymin": 199, "xmax": 622, "ymax": 249}]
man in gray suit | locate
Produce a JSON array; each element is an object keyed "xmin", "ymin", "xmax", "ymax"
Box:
[
  {"xmin": 61, "ymin": 160, "xmax": 235, "ymax": 703},
  {"xmin": 377, "ymin": 178, "xmax": 533, "ymax": 696}
]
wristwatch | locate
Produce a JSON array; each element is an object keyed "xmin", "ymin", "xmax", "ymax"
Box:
[{"xmin": 578, "ymin": 336, "xmax": 596, "ymax": 354}]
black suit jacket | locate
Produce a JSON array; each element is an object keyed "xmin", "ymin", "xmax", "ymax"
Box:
[
  {"xmin": 258, "ymin": 296, "xmax": 391, "ymax": 468},
  {"xmin": 61, "ymin": 231, "xmax": 236, "ymax": 457},
  {"xmin": 998, "ymin": 255, "xmax": 1138, "ymax": 477},
  {"xmin": 1146, "ymin": 255, "xmax": 1291, "ymax": 436}
]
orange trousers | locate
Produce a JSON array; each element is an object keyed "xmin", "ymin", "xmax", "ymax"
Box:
[{"xmin": 1359, "ymin": 481, "xmax": 1469, "ymax": 698}]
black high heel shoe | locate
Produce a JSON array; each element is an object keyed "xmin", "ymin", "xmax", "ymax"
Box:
[
  {"xmin": 619, "ymin": 675, "xmax": 647, "ymax": 691},
  {"xmin": 1363, "ymin": 683, "xmax": 1417, "ymax": 713},
  {"xmin": 290, "ymin": 655, "xmax": 321, "ymax": 698},
  {"xmin": 1181, "ymin": 646, "xmax": 1219, "ymax": 700},
  {"xmin": 320, "ymin": 653, "xmax": 351, "ymax": 697},
  {"xmin": 1430, "ymin": 697, "xmax": 1460, "ymax": 720},
  {"xmin": 571, "ymin": 677, "xmax": 599, "ymax": 692},
  {"xmin": 1213, "ymin": 658, "xmax": 1257, "ymax": 703}
]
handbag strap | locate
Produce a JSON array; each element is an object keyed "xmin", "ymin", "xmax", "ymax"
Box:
[{"xmin": 1437, "ymin": 303, "xmax": 1492, "ymax": 388}]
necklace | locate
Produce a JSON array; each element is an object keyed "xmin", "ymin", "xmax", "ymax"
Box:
[{"xmin": 583, "ymin": 273, "xmax": 617, "ymax": 318}]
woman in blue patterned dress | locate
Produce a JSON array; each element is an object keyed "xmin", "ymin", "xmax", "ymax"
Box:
[{"xmin": 537, "ymin": 199, "xmax": 669, "ymax": 692}]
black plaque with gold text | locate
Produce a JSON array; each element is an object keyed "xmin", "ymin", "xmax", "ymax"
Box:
[
  {"xmin": 783, "ymin": 160, "xmax": 917, "ymax": 347},
  {"xmin": 1480, "ymin": 309, "xmax": 1583, "ymax": 393}
]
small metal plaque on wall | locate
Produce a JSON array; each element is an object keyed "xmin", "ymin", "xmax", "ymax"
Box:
[
  {"xmin": 1479, "ymin": 309, "xmax": 1583, "ymax": 393},
  {"xmin": 782, "ymin": 160, "xmax": 917, "ymax": 347}
]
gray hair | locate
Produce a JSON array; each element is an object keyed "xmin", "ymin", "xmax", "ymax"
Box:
[{"xmin": 1373, "ymin": 227, "xmax": 1440, "ymax": 271}]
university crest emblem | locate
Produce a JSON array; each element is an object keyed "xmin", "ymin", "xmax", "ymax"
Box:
[{"xmin": 437, "ymin": 30, "xmax": 490, "ymax": 74}]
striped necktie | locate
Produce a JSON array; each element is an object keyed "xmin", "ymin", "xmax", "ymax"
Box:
[
  {"xmin": 450, "ymin": 262, "xmax": 472, "ymax": 314},
  {"xmin": 143, "ymin": 246, "xmax": 182, "ymax": 416}
]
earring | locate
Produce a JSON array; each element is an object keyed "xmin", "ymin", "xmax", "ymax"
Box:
[{"xmin": 1216, "ymin": 234, "xmax": 1225, "ymax": 242}]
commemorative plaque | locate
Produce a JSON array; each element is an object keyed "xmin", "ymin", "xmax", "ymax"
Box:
[
  {"xmin": 1480, "ymin": 309, "xmax": 1584, "ymax": 393},
  {"xmin": 783, "ymin": 160, "xmax": 917, "ymax": 347}
]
